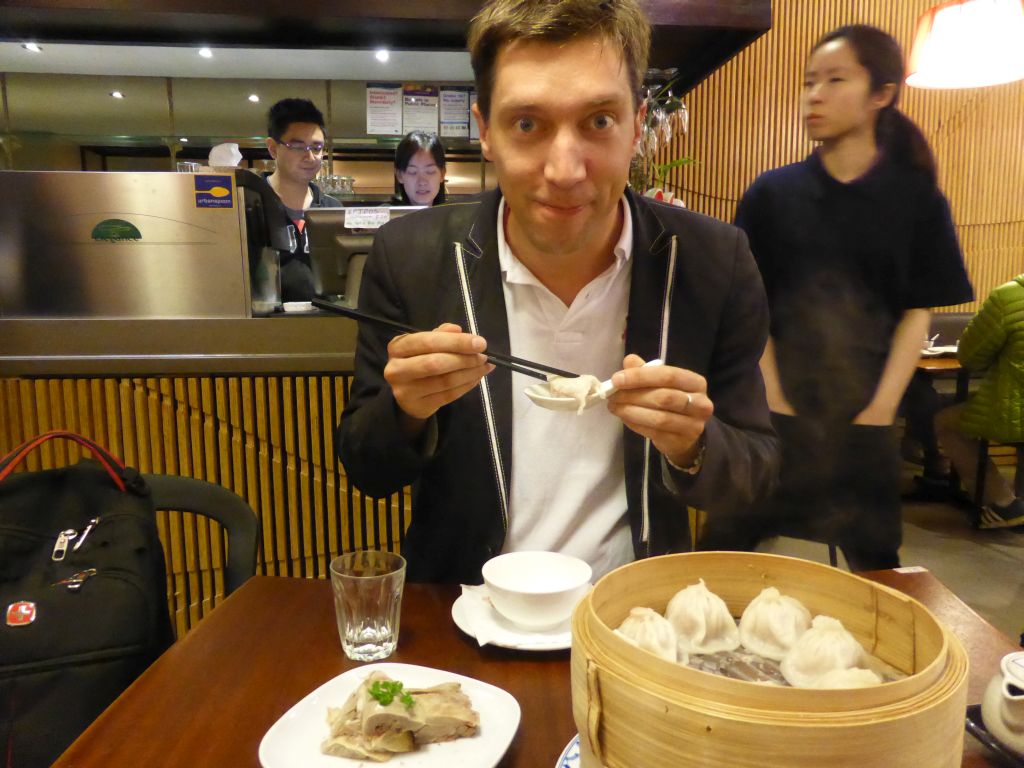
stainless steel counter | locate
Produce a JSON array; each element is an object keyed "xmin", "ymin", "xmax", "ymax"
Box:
[{"xmin": 0, "ymin": 315, "xmax": 357, "ymax": 376}]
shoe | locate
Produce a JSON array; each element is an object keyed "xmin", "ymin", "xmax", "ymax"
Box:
[{"xmin": 978, "ymin": 498, "xmax": 1024, "ymax": 530}]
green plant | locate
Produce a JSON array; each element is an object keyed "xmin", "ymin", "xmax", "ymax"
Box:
[{"xmin": 653, "ymin": 156, "xmax": 696, "ymax": 188}]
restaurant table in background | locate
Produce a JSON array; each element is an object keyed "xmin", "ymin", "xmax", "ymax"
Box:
[
  {"xmin": 917, "ymin": 356, "xmax": 971, "ymax": 404},
  {"xmin": 53, "ymin": 570, "xmax": 1020, "ymax": 768}
]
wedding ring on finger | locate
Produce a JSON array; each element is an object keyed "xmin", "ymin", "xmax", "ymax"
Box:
[{"xmin": 683, "ymin": 391, "xmax": 693, "ymax": 413}]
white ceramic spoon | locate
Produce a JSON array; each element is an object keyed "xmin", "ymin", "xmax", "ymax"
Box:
[{"xmin": 524, "ymin": 359, "xmax": 665, "ymax": 413}]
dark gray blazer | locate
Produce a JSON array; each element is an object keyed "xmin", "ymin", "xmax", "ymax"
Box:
[{"xmin": 338, "ymin": 188, "xmax": 779, "ymax": 583}]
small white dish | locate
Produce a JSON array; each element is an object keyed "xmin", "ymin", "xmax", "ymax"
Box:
[
  {"xmin": 525, "ymin": 359, "xmax": 664, "ymax": 413},
  {"xmin": 282, "ymin": 301, "xmax": 314, "ymax": 313},
  {"xmin": 258, "ymin": 662, "xmax": 520, "ymax": 768},
  {"xmin": 451, "ymin": 592, "xmax": 572, "ymax": 651},
  {"xmin": 921, "ymin": 344, "xmax": 958, "ymax": 357},
  {"xmin": 556, "ymin": 734, "xmax": 581, "ymax": 768}
]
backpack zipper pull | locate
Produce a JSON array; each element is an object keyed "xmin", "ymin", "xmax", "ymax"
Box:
[
  {"xmin": 52, "ymin": 568, "xmax": 98, "ymax": 591},
  {"xmin": 51, "ymin": 529, "xmax": 78, "ymax": 561},
  {"xmin": 73, "ymin": 517, "xmax": 101, "ymax": 551}
]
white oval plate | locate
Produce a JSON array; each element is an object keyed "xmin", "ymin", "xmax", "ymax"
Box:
[
  {"xmin": 258, "ymin": 662, "xmax": 520, "ymax": 768},
  {"xmin": 451, "ymin": 593, "xmax": 572, "ymax": 651}
]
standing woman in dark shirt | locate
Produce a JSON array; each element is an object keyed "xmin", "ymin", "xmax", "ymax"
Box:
[
  {"xmin": 393, "ymin": 131, "xmax": 448, "ymax": 206},
  {"xmin": 703, "ymin": 25, "xmax": 972, "ymax": 568}
]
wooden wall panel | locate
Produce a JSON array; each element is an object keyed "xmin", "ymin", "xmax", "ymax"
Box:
[
  {"xmin": 665, "ymin": 0, "xmax": 1024, "ymax": 308},
  {"xmin": 0, "ymin": 374, "xmax": 409, "ymax": 637}
]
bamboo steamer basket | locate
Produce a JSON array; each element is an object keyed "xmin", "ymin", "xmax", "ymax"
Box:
[{"xmin": 570, "ymin": 552, "xmax": 969, "ymax": 768}]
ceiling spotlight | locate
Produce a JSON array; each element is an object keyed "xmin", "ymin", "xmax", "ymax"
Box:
[
  {"xmin": 375, "ymin": 48, "xmax": 390, "ymax": 63},
  {"xmin": 198, "ymin": 47, "xmax": 213, "ymax": 59},
  {"xmin": 110, "ymin": 90, "xmax": 125, "ymax": 99},
  {"xmin": 22, "ymin": 42, "xmax": 42, "ymax": 53},
  {"xmin": 248, "ymin": 93, "xmax": 260, "ymax": 103}
]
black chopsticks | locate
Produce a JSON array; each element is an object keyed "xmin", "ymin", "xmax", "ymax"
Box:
[{"xmin": 311, "ymin": 298, "xmax": 579, "ymax": 381}]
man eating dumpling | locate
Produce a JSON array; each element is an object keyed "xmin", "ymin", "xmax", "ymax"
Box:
[{"xmin": 337, "ymin": 0, "xmax": 779, "ymax": 583}]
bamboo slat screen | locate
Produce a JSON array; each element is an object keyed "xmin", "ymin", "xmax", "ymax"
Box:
[
  {"xmin": 660, "ymin": 0, "xmax": 1024, "ymax": 310},
  {"xmin": 0, "ymin": 374, "xmax": 410, "ymax": 637}
]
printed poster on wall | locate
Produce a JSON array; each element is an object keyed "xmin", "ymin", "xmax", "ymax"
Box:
[
  {"xmin": 439, "ymin": 87, "xmax": 470, "ymax": 139},
  {"xmin": 402, "ymin": 84, "xmax": 439, "ymax": 135},
  {"xmin": 469, "ymin": 91, "xmax": 480, "ymax": 141},
  {"xmin": 366, "ymin": 83, "xmax": 402, "ymax": 135}
]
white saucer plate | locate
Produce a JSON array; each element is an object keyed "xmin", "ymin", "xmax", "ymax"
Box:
[
  {"xmin": 258, "ymin": 662, "xmax": 520, "ymax": 768},
  {"xmin": 451, "ymin": 593, "xmax": 572, "ymax": 651}
]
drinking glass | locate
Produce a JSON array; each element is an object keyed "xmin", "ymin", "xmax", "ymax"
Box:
[{"xmin": 330, "ymin": 550, "xmax": 406, "ymax": 662}]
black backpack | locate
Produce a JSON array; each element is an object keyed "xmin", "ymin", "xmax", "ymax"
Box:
[{"xmin": 0, "ymin": 431, "xmax": 174, "ymax": 768}]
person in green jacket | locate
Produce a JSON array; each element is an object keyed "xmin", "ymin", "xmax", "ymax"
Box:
[{"xmin": 935, "ymin": 274, "xmax": 1024, "ymax": 528}]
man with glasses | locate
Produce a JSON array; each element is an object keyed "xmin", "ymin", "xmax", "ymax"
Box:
[{"xmin": 264, "ymin": 98, "xmax": 341, "ymax": 301}]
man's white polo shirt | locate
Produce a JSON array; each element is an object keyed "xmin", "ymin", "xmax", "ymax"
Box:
[{"xmin": 497, "ymin": 196, "xmax": 634, "ymax": 580}]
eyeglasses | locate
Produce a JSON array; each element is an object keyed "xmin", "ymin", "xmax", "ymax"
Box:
[{"xmin": 276, "ymin": 139, "xmax": 326, "ymax": 156}]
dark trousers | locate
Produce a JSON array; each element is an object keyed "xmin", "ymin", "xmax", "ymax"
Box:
[
  {"xmin": 899, "ymin": 371, "xmax": 952, "ymax": 470},
  {"xmin": 701, "ymin": 413, "xmax": 902, "ymax": 571}
]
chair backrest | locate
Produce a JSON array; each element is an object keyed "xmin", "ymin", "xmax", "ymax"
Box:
[
  {"xmin": 929, "ymin": 311, "xmax": 973, "ymax": 345},
  {"xmin": 142, "ymin": 474, "xmax": 259, "ymax": 595}
]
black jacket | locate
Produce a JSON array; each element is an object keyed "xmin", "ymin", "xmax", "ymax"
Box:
[
  {"xmin": 338, "ymin": 189, "xmax": 779, "ymax": 583},
  {"xmin": 260, "ymin": 174, "xmax": 341, "ymax": 301}
]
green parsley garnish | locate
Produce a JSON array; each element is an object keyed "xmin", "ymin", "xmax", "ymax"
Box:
[{"xmin": 368, "ymin": 679, "xmax": 415, "ymax": 710}]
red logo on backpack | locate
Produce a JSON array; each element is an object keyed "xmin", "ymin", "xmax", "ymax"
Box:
[{"xmin": 6, "ymin": 601, "xmax": 37, "ymax": 626}]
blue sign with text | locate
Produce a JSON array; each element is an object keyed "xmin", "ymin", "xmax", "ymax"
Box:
[{"xmin": 194, "ymin": 174, "xmax": 234, "ymax": 208}]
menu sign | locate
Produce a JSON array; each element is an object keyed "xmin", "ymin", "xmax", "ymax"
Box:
[
  {"xmin": 402, "ymin": 84, "xmax": 439, "ymax": 134},
  {"xmin": 439, "ymin": 87, "xmax": 471, "ymax": 138},
  {"xmin": 366, "ymin": 84, "xmax": 402, "ymax": 136}
]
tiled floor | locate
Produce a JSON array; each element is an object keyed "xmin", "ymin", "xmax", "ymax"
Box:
[{"xmin": 759, "ymin": 465, "xmax": 1024, "ymax": 642}]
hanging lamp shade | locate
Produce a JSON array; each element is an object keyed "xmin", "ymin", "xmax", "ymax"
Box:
[{"xmin": 907, "ymin": 0, "xmax": 1024, "ymax": 88}]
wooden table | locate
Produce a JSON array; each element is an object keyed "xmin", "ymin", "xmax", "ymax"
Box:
[
  {"xmin": 54, "ymin": 570, "xmax": 1020, "ymax": 768},
  {"xmin": 917, "ymin": 356, "xmax": 971, "ymax": 403}
]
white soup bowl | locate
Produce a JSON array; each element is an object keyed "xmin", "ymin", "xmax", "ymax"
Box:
[{"xmin": 482, "ymin": 551, "xmax": 592, "ymax": 630}]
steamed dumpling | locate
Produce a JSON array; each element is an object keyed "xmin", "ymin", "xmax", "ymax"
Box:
[
  {"xmin": 614, "ymin": 607, "xmax": 683, "ymax": 663},
  {"xmin": 739, "ymin": 587, "xmax": 812, "ymax": 661},
  {"xmin": 808, "ymin": 667, "xmax": 883, "ymax": 689},
  {"xmin": 665, "ymin": 579, "xmax": 740, "ymax": 655},
  {"xmin": 547, "ymin": 375, "xmax": 601, "ymax": 415},
  {"xmin": 780, "ymin": 615, "xmax": 865, "ymax": 687}
]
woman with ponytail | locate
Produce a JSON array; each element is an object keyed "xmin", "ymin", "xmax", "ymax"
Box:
[{"xmin": 701, "ymin": 24, "xmax": 972, "ymax": 568}]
